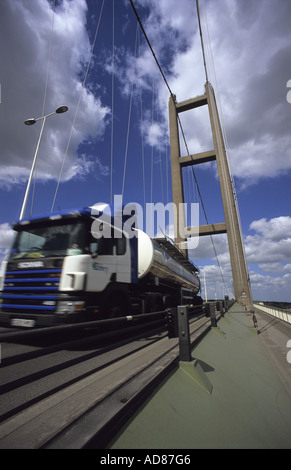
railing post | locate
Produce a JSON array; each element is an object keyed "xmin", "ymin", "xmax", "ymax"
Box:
[
  {"xmin": 204, "ymin": 302, "xmax": 217, "ymax": 326},
  {"xmin": 178, "ymin": 305, "xmax": 192, "ymax": 362},
  {"xmin": 218, "ymin": 300, "xmax": 224, "ymax": 317},
  {"xmin": 166, "ymin": 307, "xmax": 179, "ymax": 338},
  {"xmin": 177, "ymin": 304, "xmax": 213, "ymax": 393},
  {"xmin": 209, "ymin": 302, "xmax": 217, "ymax": 327},
  {"xmin": 204, "ymin": 302, "xmax": 210, "ymax": 317}
]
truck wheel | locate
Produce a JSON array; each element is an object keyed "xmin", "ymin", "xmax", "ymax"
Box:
[
  {"xmin": 104, "ymin": 293, "xmax": 129, "ymax": 318},
  {"xmin": 145, "ymin": 294, "xmax": 164, "ymax": 313},
  {"xmin": 164, "ymin": 295, "xmax": 174, "ymax": 308}
]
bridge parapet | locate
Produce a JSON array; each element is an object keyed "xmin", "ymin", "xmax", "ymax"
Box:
[{"xmin": 253, "ymin": 303, "xmax": 291, "ymax": 325}]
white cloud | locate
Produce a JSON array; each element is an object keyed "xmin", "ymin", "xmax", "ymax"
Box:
[
  {"xmin": 249, "ymin": 216, "xmax": 291, "ymax": 241},
  {"xmin": 0, "ymin": 0, "xmax": 110, "ymax": 188},
  {"xmin": 250, "ymin": 271, "xmax": 291, "ymax": 300},
  {"xmin": 189, "ymin": 233, "xmax": 228, "ymax": 261},
  {"xmin": 245, "ymin": 217, "xmax": 291, "ymax": 264},
  {"xmin": 283, "ymin": 264, "xmax": 291, "ymax": 273},
  {"xmin": 244, "ymin": 216, "xmax": 291, "ymax": 300},
  {"xmin": 188, "ymin": 216, "xmax": 291, "ymax": 300},
  {"xmin": 0, "ymin": 223, "xmax": 15, "ymax": 268},
  {"xmin": 0, "ymin": 223, "xmax": 15, "ymax": 249},
  {"xmin": 125, "ymin": 0, "xmax": 291, "ymax": 187},
  {"xmin": 65, "ymin": 154, "xmax": 109, "ymax": 181},
  {"xmin": 258, "ymin": 263, "xmax": 284, "ymax": 274},
  {"xmin": 203, "ymin": 0, "xmax": 291, "ymax": 186},
  {"xmin": 2, "ymin": 0, "xmax": 290, "ymax": 189}
]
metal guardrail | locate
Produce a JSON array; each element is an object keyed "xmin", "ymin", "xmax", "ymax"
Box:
[
  {"xmin": 0, "ymin": 299, "xmax": 235, "ymax": 344},
  {"xmin": 0, "ymin": 310, "xmax": 166, "ymax": 342},
  {"xmin": 253, "ymin": 303, "xmax": 291, "ymax": 326}
]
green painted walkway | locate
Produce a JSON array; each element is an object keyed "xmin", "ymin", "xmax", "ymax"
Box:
[{"xmin": 110, "ymin": 304, "xmax": 291, "ymax": 449}]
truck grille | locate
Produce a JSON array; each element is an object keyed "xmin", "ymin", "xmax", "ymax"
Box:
[{"xmin": 1, "ymin": 268, "xmax": 61, "ymax": 314}]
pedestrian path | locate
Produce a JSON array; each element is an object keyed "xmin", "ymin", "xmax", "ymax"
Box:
[
  {"xmin": 254, "ymin": 307, "xmax": 291, "ymax": 395},
  {"xmin": 110, "ymin": 303, "xmax": 291, "ymax": 449}
]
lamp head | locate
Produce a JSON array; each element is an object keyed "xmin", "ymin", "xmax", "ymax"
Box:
[
  {"xmin": 24, "ymin": 118, "xmax": 36, "ymax": 126},
  {"xmin": 55, "ymin": 106, "xmax": 68, "ymax": 114}
]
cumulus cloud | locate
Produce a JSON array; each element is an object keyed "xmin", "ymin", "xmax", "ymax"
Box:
[
  {"xmin": 187, "ymin": 233, "xmax": 233, "ymax": 298},
  {"xmin": 0, "ymin": 223, "xmax": 15, "ymax": 267},
  {"xmin": 118, "ymin": 0, "xmax": 291, "ymax": 187},
  {"xmin": 249, "ymin": 216, "xmax": 291, "ymax": 240},
  {"xmin": 244, "ymin": 216, "xmax": 291, "ymax": 300},
  {"xmin": 0, "ymin": 0, "xmax": 110, "ymax": 188},
  {"xmin": 250, "ymin": 271, "xmax": 291, "ymax": 300},
  {"xmin": 188, "ymin": 216, "xmax": 291, "ymax": 300},
  {"xmin": 245, "ymin": 216, "xmax": 291, "ymax": 263},
  {"xmin": 0, "ymin": 223, "xmax": 15, "ymax": 248},
  {"xmin": 203, "ymin": 0, "xmax": 291, "ymax": 186}
]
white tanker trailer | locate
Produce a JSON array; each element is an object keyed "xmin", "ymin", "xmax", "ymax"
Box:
[
  {"xmin": 0, "ymin": 204, "xmax": 201, "ymax": 328},
  {"xmin": 138, "ymin": 229, "xmax": 199, "ymax": 292}
]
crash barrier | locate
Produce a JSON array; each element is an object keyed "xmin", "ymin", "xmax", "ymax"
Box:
[
  {"xmin": 253, "ymin": 303, "xmax": 291, "ymax": 326},
  {"xmin": 1, "ymin": 299, "xmax": 235, "ymax": 344},
  {"xmin": 0, "ymin": 310, "xmax": 167, "ymax": 342}
]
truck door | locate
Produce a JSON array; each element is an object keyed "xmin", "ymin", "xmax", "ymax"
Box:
[
  {"xmin": 115, "ymin": 235, "xmax": 131, "ymax": 283},
  {"xmin": 86, "ymin": 236, "xmax": 117, "ymax": 292}
]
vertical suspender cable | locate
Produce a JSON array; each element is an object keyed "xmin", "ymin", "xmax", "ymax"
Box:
[
  {"xmin": 51, "ymin": 0, "xmax": 105, "ymax": 212},
  {"xmin": 110, "ymin": 0, "xmax": 115, "ymax": 204},
  {"xmin": 150, "ymin": 75, "xmax": 155, "ymax": 204},
  {"xmin": 121, "ymin": 24, "xmax": 138, "ymax": 198},
  {"xmin": 138, "ymin": 29, "xmax": 146, "ymax": 208}
]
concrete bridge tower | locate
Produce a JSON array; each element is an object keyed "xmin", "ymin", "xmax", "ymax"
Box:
[{"xmin": 169, "ymin": 82, "xmax": 252, "ymax": 308}]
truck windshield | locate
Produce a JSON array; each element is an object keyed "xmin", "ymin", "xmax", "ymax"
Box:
[{"xmin": 9, "ymin": 221, "xmax": 86, "ymax": 260}]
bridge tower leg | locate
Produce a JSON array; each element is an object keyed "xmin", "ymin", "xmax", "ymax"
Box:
[{"xmin": 169, "ymin": 82, "xmax": 252, "ymax": 308}]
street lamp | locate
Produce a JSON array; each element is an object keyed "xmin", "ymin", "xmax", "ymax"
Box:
[
  {"xmin": 199, "ymin": 266, "xmax": 207, "ymax": 302},
  {"xmin": 20, "ymin": 105, "xmax": 68, "ymax": 220}
]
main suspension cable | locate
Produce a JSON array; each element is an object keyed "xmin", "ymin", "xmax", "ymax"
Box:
[{"xmin": 110, "ymin": 0, "xmax": 115, "ymax": 204}]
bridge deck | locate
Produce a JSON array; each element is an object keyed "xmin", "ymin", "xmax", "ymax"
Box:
[{"xmin": 110, "ymin": 303, "xmax": 291, "ymax": 449}]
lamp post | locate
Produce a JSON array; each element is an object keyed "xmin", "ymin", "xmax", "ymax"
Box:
[
  {"xmin": 20, "ymin": 105, "xmax": 68, "ymax": 220},
  {"xmin": 199, "ymin": 266, "xmax": 207, "ymax": 302}
]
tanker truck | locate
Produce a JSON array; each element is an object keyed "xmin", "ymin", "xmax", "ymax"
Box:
[{"xmin": 0, "ymin": 203, "xmax": 200, "ymax": 328}]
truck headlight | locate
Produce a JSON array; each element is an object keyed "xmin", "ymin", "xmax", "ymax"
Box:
[{"xmin": 56, "ymin": 301, "xmax": 85, "ymax": 315}]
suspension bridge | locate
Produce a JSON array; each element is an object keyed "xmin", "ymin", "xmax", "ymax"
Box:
[{"xmin": 0, "ymin": 0, "xmax": 290, "ymax": 450}]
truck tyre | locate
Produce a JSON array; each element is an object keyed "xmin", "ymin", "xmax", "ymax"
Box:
[
  {"xmin": 145, "ymin": 294, "xmax": 164, "ymax": 313},
  {"xmin": 164, "ymin": 294, "xmax": 174, "ymax": 308},
  {"xmin": 103, "ymin": 290, "xmax": 129, "ymax": 318}
]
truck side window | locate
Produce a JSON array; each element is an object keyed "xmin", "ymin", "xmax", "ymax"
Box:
[
  {"xmin": 98, "ymin": 237, "xmax": 114, "ymax": 255},
  {"xmin": 88, "ymin": 226, "xmax": 125, "ymax": 256},
  {"xmin": 89, "ymin": 242, "xmax": 98, "ymax": 254},
  {"xmin": 116, "ymin": 235, "xmax": 126, "ymax": 255}
]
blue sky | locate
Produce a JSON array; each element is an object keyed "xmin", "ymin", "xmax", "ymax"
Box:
[{"xmin": 0, "ymin": 0, "xmax": 291, "ymax": 301}]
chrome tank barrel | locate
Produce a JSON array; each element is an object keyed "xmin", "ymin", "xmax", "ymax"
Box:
[{"xmin": 137, "ymin": 230, "xmax": 200, "ymax": 294}]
